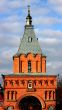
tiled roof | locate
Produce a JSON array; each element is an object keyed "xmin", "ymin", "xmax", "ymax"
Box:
[{"xmin": 15, "ymin": 25, "xmax": 42, "ymax": 56}]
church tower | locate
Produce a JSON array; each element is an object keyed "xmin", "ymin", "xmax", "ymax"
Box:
[
  {"xmin": 2, "ymin": 6, "xmax": 57, "ymax": 110},
  {"xmin": 13, "ymin": 6, "xmax": 46, "ymax": 74}
]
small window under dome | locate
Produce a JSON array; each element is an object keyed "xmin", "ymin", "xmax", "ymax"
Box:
[{"xmin": 28, "ymin": 37, "xmax": 32, "ymax": 42}]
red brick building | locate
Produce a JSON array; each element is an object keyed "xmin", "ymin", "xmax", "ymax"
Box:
[{"xmin": 0, "ymin": 6, "xmax": 57, "ymax": 110}]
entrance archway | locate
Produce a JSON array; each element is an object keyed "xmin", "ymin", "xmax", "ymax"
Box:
[{"xmin": 18, "ymin": 96, "xmax": 42, "ymax": 110}]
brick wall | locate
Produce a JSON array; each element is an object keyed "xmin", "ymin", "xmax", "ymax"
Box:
[{"xmin": 13, "ymin": 53, "xmax": 46, "ymax": 73}]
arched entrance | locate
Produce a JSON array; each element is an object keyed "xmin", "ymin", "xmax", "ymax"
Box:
[{"xmin": 18, "ymin": 96, "xmax": 42, "ymax": 110}]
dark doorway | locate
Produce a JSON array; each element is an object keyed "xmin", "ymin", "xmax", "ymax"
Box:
[{"xmin": 19, "ymin": 96, "xmax": 42, "ymax": 110}]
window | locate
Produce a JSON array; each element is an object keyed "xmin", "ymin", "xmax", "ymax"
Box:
[
  {"xmin": 20, "ymin": 61, "xmax": 22, "ymax": 72},
  {"xmin": 28, "ymin": 37, "xmax": 32, "ymax": 42},
  {"xmin": 53, "ymin": 91, "xmax": 55, "ymax": 100},
  {"xmin": 15, "ymin": 91, "xmax": 17, "ymax": 100},
  {"xmin": 36, "ymin": 61, "xmax": 38, "ymax": 72},
  {"xmin": 11, "ymin": 91, "xmax": 14, "ymax": 100},
  {"xmin": 28, "ymin": 61, "xmax": 31, "ymax": 72},
  {"xmin": 7, "ymin": 91, "xmax": 10, "ymax": 100},
  {"xmin": 49, "ymin": 91, "xmax": 51, "ymax": 99},
  {"xmin": 45, "ymin": 91, "xmax": 47, "ymax": 100}
]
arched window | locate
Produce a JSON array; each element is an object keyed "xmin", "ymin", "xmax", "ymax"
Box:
[
  {"xmin": 45, "ymin": 91, "xmax": 47, "ymax": 100},
  {"xmin": 36, "ymin": 61, "xmax": 38, "ymax": 72},
  {"xmin": 53, "ymin": 91, "xmax": 55, "ymax": 100},
  {"xmin": 49, "ymin": 91, "xmax": 51, "ymax": 99},
  {"xmin": 7, "ymin": 91, "xmax": 10, "ymax": 100},
  {"xmin": 20, "ymin": 61, "xmax": 22, "ymax": 72},
  {"xmin": 28, "ymin": 61, "xmax": 31, "ymax": 72},
  {"xmin": 15, "ymin": 91, "xmax": 17, "ymax": 100},
  {"xmin": 28, "ymin": 37, "xmax": 32, "ymax": 43},
  {"xmin": 11, "ymin": 91, "xmax": 14, "ymax": 100}
]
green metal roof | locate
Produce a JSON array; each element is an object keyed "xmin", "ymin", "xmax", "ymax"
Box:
[
  {"xmin": 2, "ymin": 73, "xmax": 57, "ymax": 77},
  {"xmin": 15, "ymin": 25, "xmax": 42, "ymax": 56}
]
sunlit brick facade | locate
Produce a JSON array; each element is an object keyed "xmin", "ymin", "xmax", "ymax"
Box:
[
  {"xmin": 1, "ymin": 6, "xmax": 57, "ymax": 110},
  {"xmin": 13, "ymin": 54, "xmax": 46, "ymax": 73}
]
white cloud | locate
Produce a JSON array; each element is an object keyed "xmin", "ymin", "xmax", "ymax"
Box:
[
  {"xmin": 48, "ymin": 0, "xmax": 62, "ymax": 15},
  {"xmin": 33, "ymin": 17, "xmax": 62, "ymax": 25},
  {"xmin": 0, "ymin": 21, "xmax": 22, "ymax": 33},
  {"xmin": 0, "ymin": 0, "xmax": 8, "ymax": 12},
  {"xmin": 47, "ymin": 61, "xmax": 62, "ymax": 74},
  {"xmin": 0, "ymin": 0, "xmax": 24, "ymax": 13},
  {"xmin": 0, "ymin": 69, "xmax": 11, "ymax": 73},
  {"xmin": 31, "ymin": 7, "xmax": 50, "ymax": 16},
  {"xmin": 34, "ymin": 28, "xmax": 62, "ymax": 42},
  {"xmin": 39, "ymin": 38, "xmax": 58, "ymax": 45},
  {"xmin": 54, "ymin": 6, "xmax": 62, "ymax": 15},
  {"xmin": 0, "ymin": 49, "xmax": 14, "ymax": 60},
  {"xmin": 49, "ymin": 0, "xmax": 62, "ymax": 5},
  {"xmin": 0, "ymin": 34, "xmax": 20, "ymax": 48},
  {"xmin": 8, "ymin": 0, "xmax": 22, "ymax": 9},
  {"xmin": 0, "ymin": 0, "xmax": 40, "ymax": 13},
  {"xmin": 3, "ymin": 15, "xmax": 21, "ymax": 22}
]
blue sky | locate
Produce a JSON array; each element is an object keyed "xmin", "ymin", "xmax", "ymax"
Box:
[{"xmin": 0, "ymin": 0, "xmax": 62, "ymax": 81}]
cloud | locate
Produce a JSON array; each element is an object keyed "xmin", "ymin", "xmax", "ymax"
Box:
[
  {"xmin": 48, "ymin": 0, "xmax": 62, "ymax": 15},
  {"xmin": 0, "ymin": 0, "xmax": 22, "ymax": 13},
  {"xmin": 0, "ymin": 49, "xmax": 13, "ymax": 75},
  {"xmin": 0, "ymin": 69, "xmax": 12, "ymax": 75},
  {"xmin": 0, "ymin": 0, "xmax": 41, "ymax": 13},
  {"xmin": 0, "ymin": 21, "xmax": 22, "ymax": 33},
  {"xmin": 33, "ymin": 17, "xmax": 62, "ymax": 25},
  {"xmin": 0, "ymin": 0, "xmax": 7, "ymax": 12},
  {"xmin": 3, "ymin": 15, "xmax": 21, "ymax": 22},
  {"xmin": 0, "ymin": 35, "xmax": 20, "ymax": 48},
  {"xmin": 47, "ymin": 61, "xmax": 62, "ymax": 74},
  {"xmin": 49, "ymin": 0, "xmax": 62, "ymax": 5},
  {"xmin": 35, "ymin": 29, "xmax": 62, "ymax": 38},
  {"xmin": 30, "ymin": 7, "xmax": 50, "ymax": 16},
  {"xmin": 54, "ymin": 6, "xmax": 62, "ymax": 15},
  {"xmin": 39, "ymin": 38, "xmax": 59, "ymax": 45}
]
